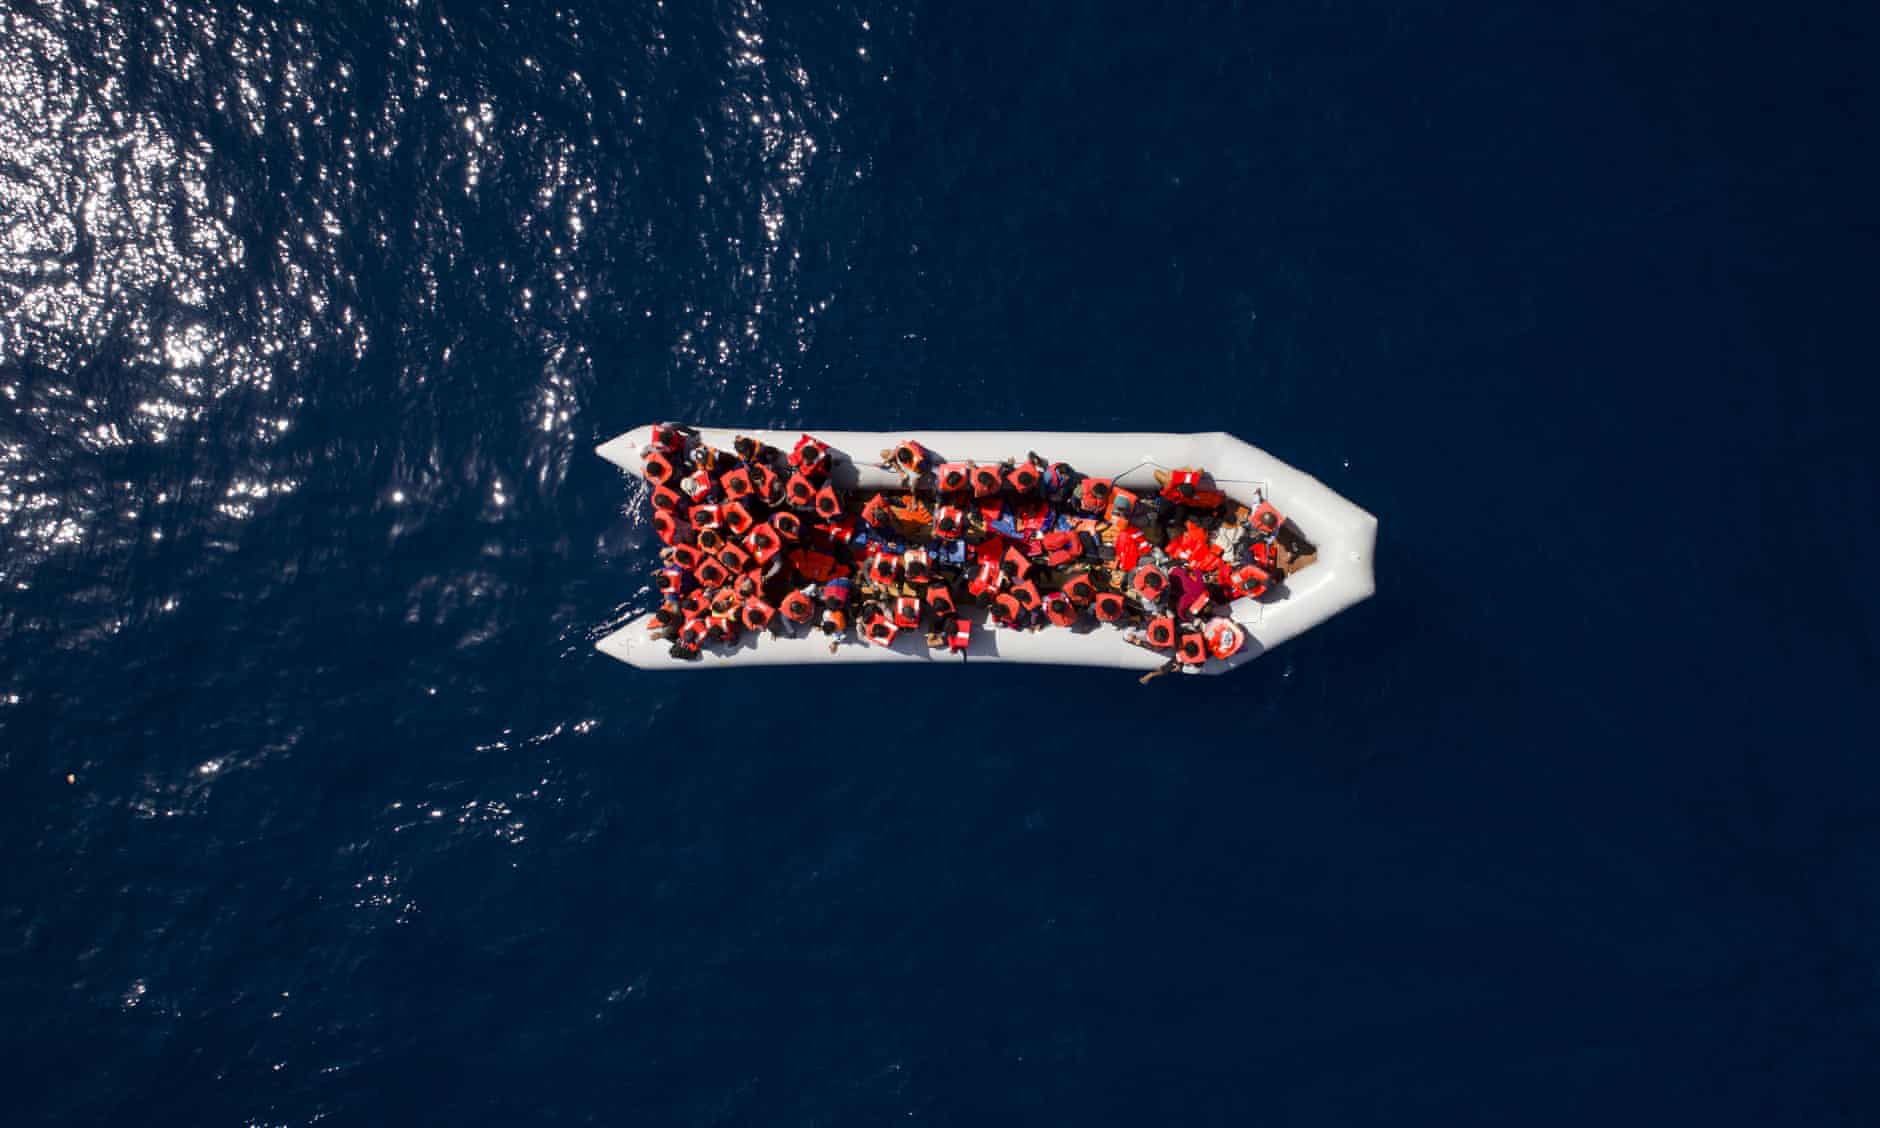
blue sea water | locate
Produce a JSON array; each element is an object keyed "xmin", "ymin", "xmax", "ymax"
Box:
[{"xmin": 2, "ymin": 0, "xmax": 1876, "ymax": 1123}]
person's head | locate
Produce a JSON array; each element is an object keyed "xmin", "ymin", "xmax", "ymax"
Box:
[
  {"xmin": 1177, "ymin": 482, "xmax": 1195, "ymax": 499},
  {"xmin": 896, "ymin": 446, "xmax": 916, "ymax": 467},
  {"xmin": 821, "ymin": 620, "xmax": 836, "ymax": 635},
  {"xmin": 734, "ymin": 436, "xmax": 758, "ymax": 459},
  {"xmin": 1001, "ymin": 560, "xmax": 1018, "ymax": 578}
]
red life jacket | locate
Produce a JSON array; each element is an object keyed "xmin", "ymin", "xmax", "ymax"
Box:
[
  {"xmin": 1016, "ymin": 499, "xmax": 1050, "ymax": 536},
  {"xmin": 1166, "ymin": 521, "xmax": 1210, "ymax": 563},
  {"xmin": 1229, "ymin": 564, "xmax": 1271, "ymax": 600},
  {"xmin": 892, "ymin": 440, "xmax": 931, "ymax": 473},
  {"xmin": 1106, "ymin": 488, "xmax": 1140, "ymax": 522},
  {"xmin": 785, "ymin": 472, "xmax": 817, "ymax": 508},
  {"xmin": 1061, "ymin": 574, "xmax": 1096, "ymax": 605},
  {"xmin": 690, "ymin": 503, "xmax": 722, "ymax": 530},
  {"xmin": 867, "ymin": 552, "xmax": 899, "ymax": 585},
  {"xmin": 680, "ymin": 617, "xmax": 710, "ymax": 648},
  {"xmin": 1042, "ymin": 530, "xmax": 1081, "ymax": 567},
  {"xmin": 1076, "ymin": 477, "xmax": 1114, "ymax": 513},
  {"xmin": 932, "ymin": 505, "xmax": 967, "ymax": 539},
  {"xmin": 1044, "ymin": 592, "xmax": 1077, "ymax": 627},
  {"xmin": 669, "ymin": 543, "xmax": 704, "ymax": 570},
  {"xmin": 927, "ymin": 583, "xmax": 957, "ymax": 617},
  {"xmin": 893, "ymin": 595, "xmax": 922, "ymax": 629},
  {"xmin": 1145, "ymin": 617, "xmax": 1176, "ymax": 649},
  {"xmin": 969, "ymin": 557, "xmax": 1003, "ymax": 596},
  {"xmin": 717, "ymin": 542, "xmax": 752, "ymax": 573},
  {"xmin": 1114, "ymin": 525, "xmax": 1148, "ymax": 572},
  {"xmin": 652, "ymin": 484, "xmax": 684, "ymax": 511},
  {"xmin": 1161, "ymin": 468, "xmax": 1203, "ymax": 502},
  {"xmin": 695, "ymin": 557, "xmax": 729, "ymax": 588},
  {"xmin": 936, "ymin": 462, "xmax": 971, "ymax": 493},
  {"xmin": 1252, "ymin": 500, "xmax": 1283, "ymax": 534},
  {"xmin": 1250, "ymin": 539, "xmax": 1275, "ymax": 568},
  {"xmin": 948, "ymin": 617, "xmax": 971, "ymax": 652},
  {"xmin": 1092, "ymin": 592, "xmax": 1127, "ymax": 621},
  {"xmin": 745, "ymin": 523, "xmax": 782, "ymax": 564},
  {"xmin": 1010, "ymin": 580, "xmax": 1042, "ymax": 612},
  {"xmin": 772, "ymin": 511, "xmax": 803, "ymax": 541},
  {"xmin": 780, "ymin": 590, "xmax": 816, "ymax": 623},
  {"xmin": 652, "ymin": 509, "xmax": 688, "ymax": 545},
  {"xmin": 643, "ymin": 450, "xmax": 676, "ymax": 484},
  {"xmin": 682, "ymin": 467, "xmax": 715, "ymax": 500},
  {"xmin": 720, "ymin": 466, "xmax": 753, "ymax": 500},
  {"xmin": 650, "ymin": 424, "xmax": 688, "ymax": 455},
  {"xmin": 790, "ymin": 435, "xmax": 830, "ymax": 476},
  {"xmin": 971, "ymin": 465, "xmax": 1003, "ymax": 497},
  {"xmin": 861, "ymin": 493, "xmax": 892, "ymax": 529},
  {"xmin": 741, "ymin": 599, "xmax": 774, "ymax": 631},
  {"xmin": 1177, "ymin": 632, "xmax": 1207, "ymax": 665},
  {"xmin": 1007, "ymin": 463, "xmax": 1040, "ymax": 493},
  {"xmin": 656, "ymin": 566, "xmax": 686, "ymax": 596},
  {"xmin": 721, "ymin": 500, "xmax": 755, "ymax": 536},
  {"xmin": 813, "ymin": 484, "xmax": 842, "ymax": 520},
  {"xmin": 1206, "ymin": 619, "xmax": 1244, "ymax": 659},
  {"xmin": 864, "ymin": 613, "xmax": 898, "ymax": 647},
  {"xmin": 1130, "ymin": 564, "xmax": 1168, "ymax": 603}
]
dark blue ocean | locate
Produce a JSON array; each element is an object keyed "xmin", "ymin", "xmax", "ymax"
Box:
[{"xmin": 3, "ymin": 1, "xmax": 1875, "ymax": 1123}]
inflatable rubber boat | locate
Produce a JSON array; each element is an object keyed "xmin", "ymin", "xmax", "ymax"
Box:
[{"xmin": 596, "ymin": 427, "xmax": 1375, "ymax": 675}]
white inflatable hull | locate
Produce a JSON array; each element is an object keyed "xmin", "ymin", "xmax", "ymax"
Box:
[{"xmin": 596, "ymin": 427, "xmax": 1376, "ymax": 675}]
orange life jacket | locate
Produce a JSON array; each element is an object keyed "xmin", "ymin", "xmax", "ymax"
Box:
[
  {"xmin": 788, "ymin": 548, "xmax": 842, "ymax": 583},
  {"xmin": 753, "ymin": 463, "xmax": 785, "ymax": 505},
  {"xmin": 992, "ymin": 592, "xmax": 1023, "ymax": 623},
  {"xmin": 1076, "ymin": 477, "xmax": 1114, "ymax": 513},
  {"xmin": 745, "ymin": 523, "xmax": 781, "ymax": 565},
  {"xmin": 892, "ymin": 440, "xmax": 931, "ymax": 472},
  {"xmin": 1061, "ymin": 574, "xmax": 1096, "ymax": 605},
  {"xmin": 932, "ymin": 505, "xmax": 967, "ymax": 539},
  {"xmin": 1106, "ymin": 487, "xmax": 1140, "ymax": 522},
  {"xmin": 858, "ymin": 493, "xmax": 889, "ymax": 529},
  {"xmin": 927, "ymin": 583, "xmax": 957, "ymax": 617},
  {"xmin": 1042, "ymin": 530, "xmax": 1081, "ymax": 567},
  {"xmin": 948, "ymin": 617, "xmax": 971, "ymax": 652},
  {"xmin": 1002, "ymin": 545, "xmax": 1033, "ymax": 582},
  {"xmin": 1007, "ymin": 463, "xmax": 1040, "ymax": 493},
  {"xmin": 718, "ymin": 542, "xmax": 752, "ymax": 573},
  {"xmin": 785, "ymin": 471, "xmax": 816, "ymax": 508},
  {"xmin": 682, "ymin": 467, "xmax": 714, "ymax": 500},
  {"xmin": 656, "ymin": 566, "xmax": 686, "ymax": 596},
  {"xmin": 680, "ymin": 617, "xmax": 710, "ymax": 647},
  {"xmin": 741, "ymin": 599, "xmax": 774, "ymax": 631},
  {"xmin": 971, "ymin": 465, "xmax": 1003, "ymax": 497},
  {"xmin": 1130, "ymin": 564, "xmax": 1168, "ymax": 603},
  {"xmin": 669, "ymin": 543, "xmax": 704, "ymax": 570},
  {"xmin": 1205, "ymin": 619, "xmax": 1244, "ymax": 659},
  {"xmin": 1044, "ymin": 592, "xmax": 1077, "ymax": 627},
  {"xmin": 733, "ymin": 572, "xmax": 759, "ymax": 600},
  {"xmin": 868, "ymin": 552, "xmax": 899, "ymax": 585},
  {"xmin": 652, "ymin": 509, "xmax": 687, "ymax": 545},
  {"xmin": 893, "ymin": 595, "xmax": 922, "ymax": 629},
  {"xmin": 1146, "ymin": 616, "xmax": 1176, "ymax": 649},
  {"xmin": 1252, "ymin": 500, "xmax": 1283, "ymax": 534},
  {"xmin": 1177, "ymin": 632, "xmax": 1207, "ymax": 665},
  {"xmin": 652, "ymin": 484, "xmax": 683, "ymax": 511},
  {"xmin": 719, "ymin": 466, "xmax": 753, "ymax": 500},
  {"xmin": 721, "ymin": 500, "xmax": 755, "ymax": 536},
  {"xmin": 694, "ymin": 528, "xmax": 725, "ymax": 554},
  {"xmin": 821, "ymin": 608, "xmax": 848, "ymax": 636},
  {"xmin": 1010, "ymin": 580, "xmax": 1042, "ymax": 612},
  {"xmin": 689, "ymin": 503, "xmax": 722, "ymax": 530},
  {"xmin": 936, "ymin": 462, "xmax": 971, "ymax": 493},
  {"xmin": 1092, "ymin": 592, "xmax": 1127, "ymax": 621},
  {"xmin": 969, "ymin": 557, "xmax": 1003, "ymax": 596},
  {"xmin": 780, "ymin": 590, "xmax": 816, "ymax": 623},
  {"xmin": 682, "ymin": 588, "xmax": 712, "ymax": 617},
  {"xmin": 695, "ymin": 557, "xmax": 730, "ymax": 588},
  {"xmin": 711, "ymin": 617, "xmax": 742, "ymax": 646},
  {"xmin": 772, "ymin": 511, "xmax": 803, "ymax": 541},
  {"xmin": 643, "ymin": 450, "xmax": 676, "ymax": 484},
  {"xmin": 1229, "ymin": 563, "xmax": 1271, "ymax": 600},
  {"xmin": 813, "ymin": 484, "xmax": 842, "ymax": 520}
]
